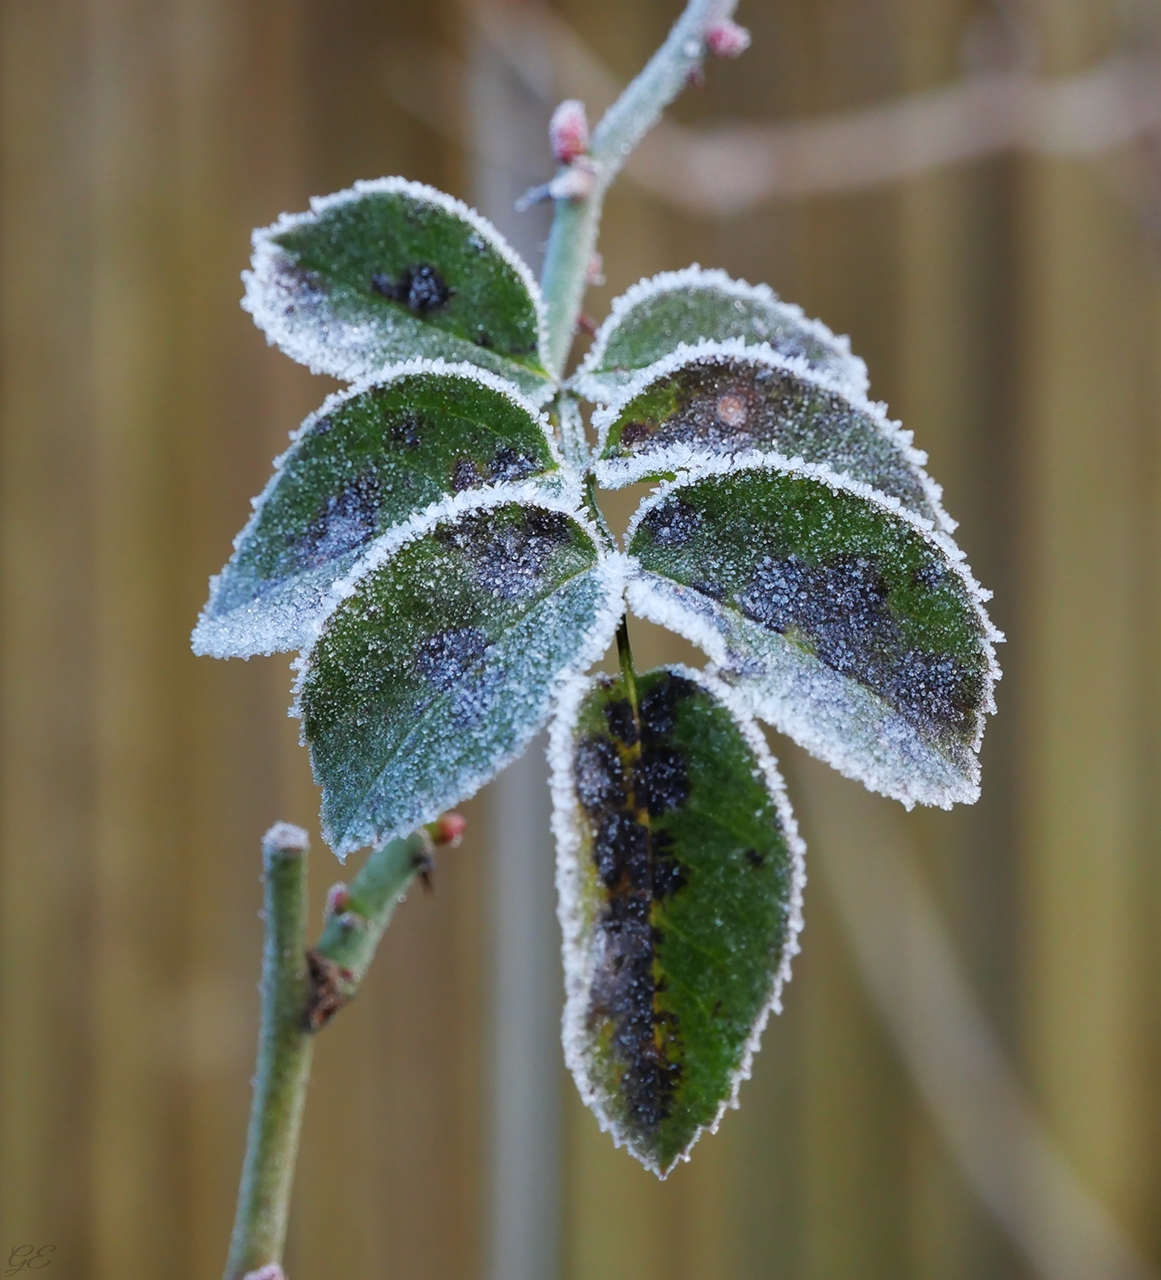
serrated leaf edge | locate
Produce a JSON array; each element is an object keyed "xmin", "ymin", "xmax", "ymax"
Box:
[
  {"xmin": 593, "ymin": 337, "xmax": 955, "ymax": 533},
  {"xmin": 549, "ymin": 662, "xmax": 807, "ymax": 1177},
  {"xmin": 570, "ymin": 265, "xmax": 869, "ymax": 405},
  {"xmin": 242, "ymin": 175, "xmax": 555, "ymax": 397},
  {"xmin": 624, "ymin": 452, "xmax": 1003, "ymax": 744},
  {"xmin": 192, "ymin": 359, "xmax": 573, "ymax": 660}
]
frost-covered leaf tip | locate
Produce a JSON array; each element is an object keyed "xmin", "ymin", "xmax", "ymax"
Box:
[{"xmin": 553, "ymin": 665, "xmax": 804, "ymax": 1176}]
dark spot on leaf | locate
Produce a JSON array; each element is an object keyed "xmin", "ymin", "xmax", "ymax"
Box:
[
  {"xmin": 636, "ymin": 745, "xmax": 689, "ymax": 818},
  {"xmin": 639, "ymin": 671, "xmax": 695, "ymax": 740},
  {"xmin": 574, "ymin": 734, "xmax": 626, "ymax": 814},
  {"xmin": 371, "ymin": 263, "xmax": 453, "ymax": 315},
  {"xmin": 523, "ymin": 507, "xmax": 573, "ymax": 545},
  {"xmin": 604, "ymin": 698, "xmax": 639, "ymax": 748},
  {"xmin": 297, "ymin": 470, "xmax": 382, "ymax": 566},
  {"xmin": 440, "ymin": 507, "xmax": 574, "ymax": 601},
  {"xmin": 415, "ymin": 626, "xmax": 489, "ymax": 692},
  {"xmin": 389, "ymin": 413, "xmax": 422, "ymax": 449},
  {"xmin": 451, "ymin": 458, "xmax": 483, "ymax": 491},
  {"xmin": 642, "ymin": 498, "xmax": 700, "ymax": 548},
  {"xmin": 474, "ymin": 327, "xmax": 494, "ymax": 349},
  {"xmin": 314, "ymin": 415, "xmax": 333, "ymax": 435},
  {"xmin": 490, "ymin": 444, "xmax": 541, "ymax": 483},
  {"xmin": 619, "ymin": 419, "xmax": 652, "ymax": 446},
  {"xmin": 745, "ymin": 848, "xmax": 765, "ymax": 869},
  {"xmin": 573, "ymin": 672, "xmax": 704, "ymax": 1135},
  {"xmin": 737, "ymin": 554, "xmax": 977, "ymax": 734}
]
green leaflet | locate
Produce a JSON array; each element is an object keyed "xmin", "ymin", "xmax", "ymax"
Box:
[
  {"xmin": 299, "ymin": 498, "xmax": 627, "ymax": 858},
  {"xmin": 625, "ymin": 463, "xmax": 999, "ymax": 809},
  {"xmin": 244, "ymin": 178, "xmax": 555, "ymax": 401},
  {"xmin": 594, "ymin": 345, "xmax": 945, "ymax": 527},
  {"xmin": 553, "ymin": 666, "xmax": 804, "ymax": 1177},
  {"xmin": 572, "ymin": 267, "xmax": 867, "ymax": 404},
  {"xmin": 193, "ymin": 364, "xmax": 562, "ymax": 658}
]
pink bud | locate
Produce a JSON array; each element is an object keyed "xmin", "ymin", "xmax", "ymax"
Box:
[
  {"xmin": 549, "ymin": 99, "xmax": 589, "ymax": 164},
  {"xmin": 243, "ymin": 1266, "xmax": 286, "ymax": 1280},
  {"xmin": 325, "ymin": 882, "xmax": 351, "ymax": 915},
  {"xmin": 706, "ymin": 20, "xmax": 751, "ymax": 58},
  {"xmin": 430, "ymin": 812, "xmax": 466, "ymax": 847}
]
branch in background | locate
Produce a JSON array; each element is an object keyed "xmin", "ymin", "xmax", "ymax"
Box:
[{"xmin": 384, "ymin": 7, "xmax": 1161, "ymax": 216}]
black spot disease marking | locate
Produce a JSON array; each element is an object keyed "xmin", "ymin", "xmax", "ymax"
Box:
[
  {"xmin": 451, "ymin": 458, "xmax": 483, "ymax": 491},
  {"xmin": 371, "ymin": 263, "xmax": 453, "ymax": 315},
  {"xmin": 388, "ymin": 413, "xmax": 422, "ymax": 449},
  {"xmin": 297, "ymin": 470, "xmax": 382, "ymax": 566},
  {"xmin": 575, "ymin": 672, "xmax": 699, "ymax": 1135},
  {"xmin": 641, "ymin": 498, "xmax": 700, "ymax": 549},
  {"xmin": 415, "ymin": 626, "xmax": 490, "ymax": 692},
  {"xmin": 736, "ymin": 553, "xmax": 976, "ymax": 735}
]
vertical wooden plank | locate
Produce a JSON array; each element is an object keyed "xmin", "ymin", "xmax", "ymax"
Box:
[
  {"xmin": 1020, "ymin": 0, "xmax": 1155, "ymax": 1244},
  {"xmin": 0, "ymin": 0, "xmax": 97, "ymax": 1268}
]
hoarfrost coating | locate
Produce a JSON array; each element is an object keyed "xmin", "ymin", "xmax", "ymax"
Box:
[{"xmin": 291, "ymin": 478, "xmax": 632, "ymax": 857}]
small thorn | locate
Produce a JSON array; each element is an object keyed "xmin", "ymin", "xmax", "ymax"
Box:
[{"xmin": 578, "ymin": 313, "xmax": 598, "ymax": 336}]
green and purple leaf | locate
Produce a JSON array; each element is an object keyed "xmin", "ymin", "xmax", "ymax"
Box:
[
  {"xmin": 625, "ymin": 459, "xmax": 1001, "ymax": 809},
  {"xmin": 298, "ymin": 493, "xmax": 629, "ymax": 858},
  {"xmin": 243, "ymin": 177, "xmax": 554, "ymax": 400},
  {"xmin": 552, "ymin": 665, "xmax": 805, "ymax": 1177},
  {"xmin": 572, "ymin": 267, "xmax": 867, "ymax": 405},
  {"xmin": 193, "ymin": 362, "xmax": 563, "ymax": 659}
]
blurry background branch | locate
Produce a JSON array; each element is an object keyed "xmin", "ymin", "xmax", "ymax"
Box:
[{"xmin": 385, "ymin": 1, "xmax": 1161, "ymax": 220}]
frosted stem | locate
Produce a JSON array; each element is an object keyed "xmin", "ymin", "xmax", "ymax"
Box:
[
  {"xmin": 539, "ymin": 0, "xmax": 739, "ymax": 376},
  {"xmin": 224, "ymin": 826, "xmax": 432, "ymax": 1279},
  {"xmin": 224, "ymin": 826, "xmax": 314, "ymax": 1280}
]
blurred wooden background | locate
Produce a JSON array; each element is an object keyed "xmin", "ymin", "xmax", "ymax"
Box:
[{"xmin": 3, "ymin": 1, "xmax": 1161, "ymax": 1277}]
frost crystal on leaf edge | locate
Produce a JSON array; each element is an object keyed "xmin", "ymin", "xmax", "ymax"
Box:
[{"xmin": 571, "ymin": 265, "xmax": 869, "ymax": 404}]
